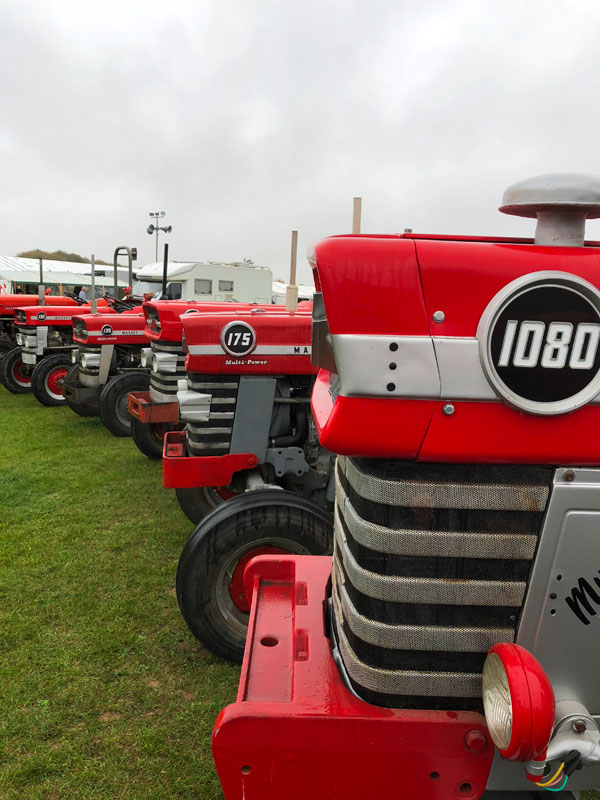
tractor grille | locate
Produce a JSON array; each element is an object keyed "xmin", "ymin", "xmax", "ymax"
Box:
[
  {"xmin": 78, "ymin": 344, "xmax": 101, "ymax": 387},
  {"xmin": 185, "ymin": 373, "xmax": 239, "ymax": 457},
  {"xmin": 331, "ymin": 457, "xmax": 553, "ymax": 711},
  {"xmin": 18, "ymin": 325, "xmax": 38, "ymax": 356},
  {"xmin": 149, "ymin": 340, "xmax": 186, "ymax": 402}
]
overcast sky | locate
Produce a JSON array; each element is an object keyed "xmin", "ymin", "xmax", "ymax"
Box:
[{"xmin": 2, "ymin": 0, "xmax": 600, "ymax": 282}]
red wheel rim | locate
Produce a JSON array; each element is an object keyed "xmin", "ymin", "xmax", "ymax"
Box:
[
  {"xmin": 228, "ymin": 547, "xmax": 288, "ymax": 612},
  {"xmin": 12, "ymin": 359, "xmax": 32, "ymax": 387},
  {"xmin": 46, "ymin": 366, "xmax": 69, "ymax": 398},
  {"xmin": 214, "ymin": 486, "xmax": 237, "ymax": 502}
]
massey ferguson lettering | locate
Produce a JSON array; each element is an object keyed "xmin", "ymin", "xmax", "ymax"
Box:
[{"xmin": 565, "ymin": 571, "xmax": 600, "ymax": 625}]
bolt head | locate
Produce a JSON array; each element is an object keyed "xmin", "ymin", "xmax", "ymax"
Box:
[
  {"xmin": 573, "ymin": 720, "xmax": 587, "ymax": 734},
  {"xmin": 464, "ymin": 730, "xmax": 487, "ymax": 752},
  {"xmin": 442, "ymin": 403, "xmax": 455, "ymax": 416},
  {"xmin": 433, "ymin": 310, "xmax": 445, "ymax": 323},
  {"xmin": 563, "ymin": 469, "xmax": 575, "ymax": 482}
]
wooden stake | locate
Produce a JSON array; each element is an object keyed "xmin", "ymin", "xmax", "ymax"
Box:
[
  {"xmin": 352, "ymin": 197, "xmax": 362, "ymax": 234},
  {"xmin": 286, "ymin": 230, "xmax": 299, "ymax": 312}
]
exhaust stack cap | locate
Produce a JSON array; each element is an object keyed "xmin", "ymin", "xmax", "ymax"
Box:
[{"xmin": 500, "ymin": 173, "xmax": 600, "ymax": 247}]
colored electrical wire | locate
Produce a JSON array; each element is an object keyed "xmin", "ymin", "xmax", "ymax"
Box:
[
  {"xmin": 538, "ymin": 763, "xmax": 565, "ymax": 787},
  {"xmin": 544, "ymin": 775, "xmax": 568, "ymax": 792}
]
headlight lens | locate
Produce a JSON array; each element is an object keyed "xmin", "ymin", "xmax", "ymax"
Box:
[
  {"xmin": 482, "ymin": 652, "xmax": 513, "ymax": 750},
  {"xmin": 16, "ymin": 333, "xmax": 24, "ymax": 345},
  {"xmin": 71, "ymin": 349, "xmax": 80, "ymax": 364}
]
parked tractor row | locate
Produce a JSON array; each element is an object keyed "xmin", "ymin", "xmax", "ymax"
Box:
[{"xmin": 4, "ymin": 176, "xmax": 600, "ymax": 799}]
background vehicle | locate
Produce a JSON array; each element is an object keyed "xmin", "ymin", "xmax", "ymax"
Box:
[
  {"xmin": 0, "ymin": 299, "xmax": 111, "ymax": 398},
  {"xmin": 0, "ymin": 293, "xmax": 76, "ymax": 358},
  {"xmin": 132, "ymin": 260, "xmax": 273, "ymax": 303},
  {"xmin": 211, "ymin": 175, "xmax": 600, "ymax": 798},
  {"xmin": 64, "ymin": 310, "xmax": 149, "ymax": 436}
]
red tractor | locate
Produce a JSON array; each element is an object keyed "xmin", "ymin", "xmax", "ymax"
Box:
[
  {"xmin": 170, "ymin": 305, "xmax": 334, "ymax": 663},
  {"xmin": 209, "ymin": 175, "xmax": 600, "ymax": 799},
  {"xmin": 0, "ymin": 297, "xmax": 113, "ymax": 399},
  {"xmin": 63, "ymin": 309, "xmax": 150, "ymax": 436},
  {"xmin": 128, "ymin": 300, "xmax": 313, "ymax": 459},
  {"xmin": 0, "ymin": 293, "xmax": 77, "ymax": 390}
]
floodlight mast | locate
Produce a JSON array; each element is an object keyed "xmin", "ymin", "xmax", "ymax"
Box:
[{"xmin": 147, "ymin": 211, "xmax": 172, "ymax": 263}]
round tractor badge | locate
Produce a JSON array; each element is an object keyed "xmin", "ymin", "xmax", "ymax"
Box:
[
  {"xmin": 478, "ymin": 271, "xmax": 600, "ymax": 414},
  {"xmin": 220, "ymin": 321, "xmax": 257, "ymax": 357},
  {"xmin": 37, "ymin": 312, "xmax": 46, "ymax": 321},
  {"xmin": 101, "ymin": 324, "xmax": 113, "ymax": 336}
]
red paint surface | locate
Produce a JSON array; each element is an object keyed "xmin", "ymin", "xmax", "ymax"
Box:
[
  {"xmin": 213, "ymin": 555, "xmax": 494, "ymax": 800},
  {"xmin": 162, "ymin": 431, "xmax": 257, "ymax": 487},
  {"xmin": 128, "ymin": 391, "xmax": 179, "ymax": 423}
]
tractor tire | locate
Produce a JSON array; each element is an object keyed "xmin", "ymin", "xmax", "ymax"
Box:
[
  {"xmin": 0, "ymin": 337, "xmax": 16, "ymax": 354},
  {"xmin": 63, "ymin": 364, "xmax": 99, "ymax": 417},
  {"xmin": 0, "ymin": 346, "xmax": 34, "ymax": 394},
  {"xmin": 99, "ymin": 370, "xmax": 150, "ymax": 437},
  {"xmin": 176, "ymin": 489, "xmax": 333, "ymax": 663},
  {"xmin": 131, "ymin": 417, "xmax": 183, "ymax": 459},
  {"xmin": 175, "ymin": 485, "xmax": 238, "ymax": 524},
  {"xmin": 31, "ymin": 353, "xmax": 72, "ymax": 406}
]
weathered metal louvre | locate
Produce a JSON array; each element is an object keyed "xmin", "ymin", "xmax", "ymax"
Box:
[
  {"xmin": 149, "ymin": 340, "xmax": 186, "ymax": 399},
  {"xmin": 185, "ymin": 373, "xmax": 240, "ymax": 457},
  {"xmin": 332, "ymin": 456, "xmax": 553, "ymax": 710}
]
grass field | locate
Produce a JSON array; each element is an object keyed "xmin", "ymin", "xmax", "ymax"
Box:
[
  {"xmin": 1, "ymin": 390, "xmax": 598, "ymax": 799},
  {"xmin": 0, "ymin": 392, "xmax": 238, "ymax": 799}
]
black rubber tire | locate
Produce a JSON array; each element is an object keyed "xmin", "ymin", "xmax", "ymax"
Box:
[
  {"xmin": 176, "ymin": 489, "xmax": 333, "ymax": 663},
  {"xmin": 31, "ymin": 353, "xmax": 72, "ymax": 406},
  {"xmin": 0, "ymin": 337, "xmax": 16, "ymax": 354},
  {"xmin": 131, "ymin": 417, "xmax": 183, "ymax": 459},
  {"xmin": 99, "ymin": 371, "xmax": 151, "ymax": 437},
  {"xmin": 63, "ymin": 364, "xmax": 100, "ymax": 417},
  {"xmin": 175, "ymin": 485, "xmax": 239, "ymax": 525},
  {"xmin": 0, "ymin": 346, "xmax": 33, "ymax": 393}
]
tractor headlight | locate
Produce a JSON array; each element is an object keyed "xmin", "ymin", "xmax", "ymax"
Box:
[
  {"xmin": 71, "ymin": 349, "xmax": 80, "ymax": 364},
  {"xmin": 151, "ymin": 353, "xmax": 159, "ymax": 372},
  {"xmin": 16, "ymin": 332, "xmax": 24, "ymax": 345},
  {"xmin": 482, "ymin": 652, "xmax": 513, "ymax": 750},
  {"xmin": 482, "ymin": 644, "xmax": 555, "ymax": 761}
]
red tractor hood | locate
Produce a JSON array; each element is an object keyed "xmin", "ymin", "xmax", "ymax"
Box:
[
  {"xmin": 311, "ymin": 233, "xmax": 600, "ymax": 464},
  {"xmin": 72, "ymin": 311, "xmax": 147, "ymax": 345},
  {"xmin": 15, "ymin": 301, "xmax": 113, "ymax": 327},
  {"xmin": 183, "ymin": 308, "xmax": 315, "ymax": 375},
  {"xmin": 0, "ymin": 294, "xmax": 77, "ymax": 315},
  {"xmin": 143, "ymin": 299, "xmax": 313, "ymax": 342}
]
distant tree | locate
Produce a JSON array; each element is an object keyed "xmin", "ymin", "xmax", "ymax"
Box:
[{"xmin": 17, "ymin": 249, "xmax": 110, "ymax": 265}]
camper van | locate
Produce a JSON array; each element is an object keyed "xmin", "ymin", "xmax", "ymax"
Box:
[{"xmin": 132, "ymin": 261, "xmax": 273, "ymax": 303}]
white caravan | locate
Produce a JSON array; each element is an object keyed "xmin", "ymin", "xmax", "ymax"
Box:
[{"xmin": 132, "ymin": 261, "xmax": 273, "ymax": 303}]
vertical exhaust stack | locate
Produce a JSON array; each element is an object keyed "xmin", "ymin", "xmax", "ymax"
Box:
[
  {"xmin": 90, "ymin": 255, "xmax": 97, "ymax": 314},
  {"xmin": 500, "ymin": 173, "xmax": 600, "ymax": 246},
  {"xmin": 162, "ymin": 243, "xmax": 169, "ymax": 299},
  {"xmin": 38, "ymin": 258, "xmax": 45, "ymax": 305}
]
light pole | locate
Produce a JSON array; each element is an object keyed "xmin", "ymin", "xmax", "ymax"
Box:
[{"xmin": 147, "ymin": 211, "xmax": 172, "ymax": 263}]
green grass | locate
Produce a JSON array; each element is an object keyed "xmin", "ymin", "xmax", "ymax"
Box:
[
  {"xmin": 0, "ymin": 392, "xmax": 239, "ymax": 799},
  {"xmin": 1, "ymin": 391, "xmax": 598, "ymax": 799}
]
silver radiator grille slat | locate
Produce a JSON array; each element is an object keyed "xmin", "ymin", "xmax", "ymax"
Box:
[
  {"xmin": 334, "ymin": 614, "xmax": 482, "ymax": 697},
  {"xmin": 332, "ymin": 562, "xmax": 513, "ymax": 652},
  {"xmin": 335, "ymin": 480, "xmax": 538, "ymax": 560},
  {"xmin": 332, "ymin": 456, "xmax": 553, "ymax": 709},
  {"xmin": 334, "ymin": 512, "xmax": 526, "ymax": 606},
  {"xmin": 342, "ymin": 457, "xmax": 549, "ymax": 511},
  {"xmin": 186, "ymin": 372, "xmax": 239, "ymax": 457}
]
